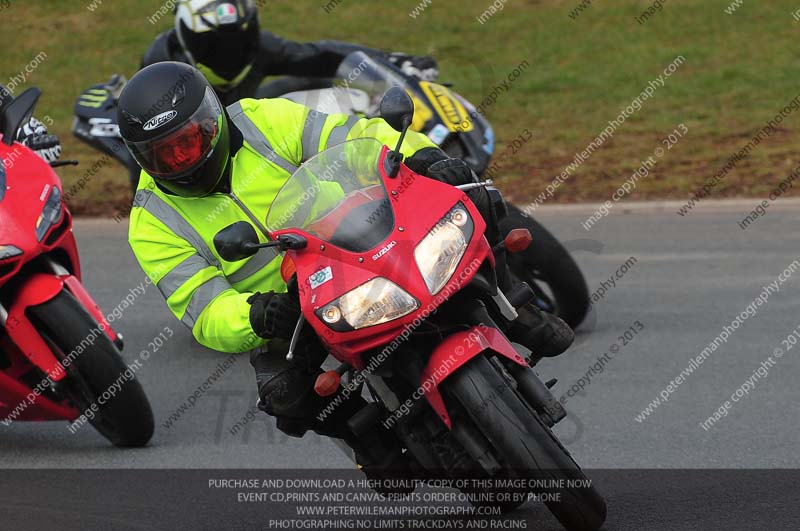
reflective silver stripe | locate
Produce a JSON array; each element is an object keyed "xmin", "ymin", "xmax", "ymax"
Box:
[
  {"xmin": 226, "ymin": 247, "xmax": 279, "ymax": 284},
  {"xmin": 326, "ymin": 115, "xmax": 361, "ymax": 148},
  {"xmin": 133, "ymin": 189, "xmax": 220, "ymax": 268},
  {"xmin": 228, "ymin": 191, "xmax": 273, "ymax": 239},
  {"xmin": 228, "ymin": 101, "xmax": 298, "ymax": 174},
  {"xmin": 225, "ymin": 193, "xmax": 280, "ymax": 267},
  {"xmin": 182, "ymin": 276, "xmax": 231, "ymax": 328},
  {"xmin": 301, "ymin": 109, "xmax": 329, "ymax": 162},
  {"xmin": 157, "ymin": 253, "xmax": 211, "ymax": 300}
]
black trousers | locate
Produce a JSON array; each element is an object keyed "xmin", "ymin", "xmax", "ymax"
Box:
[
  {"xmin": 249, "ymin": 338, "xmax": 405, "ymax": 468},
  {"xmin": 250, "ymin": 338, "xmax": 366, "ymax": 439}
]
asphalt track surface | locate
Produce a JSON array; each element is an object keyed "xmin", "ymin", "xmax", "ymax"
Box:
[{"xmin": 2, "ymin": 200, "xmax": 799, "ymax": 530}]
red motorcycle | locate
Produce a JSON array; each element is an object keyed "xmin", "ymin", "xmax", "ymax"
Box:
[
  {"xmin": 0, "ymin": 88, "xmax": 153, "ymax": 447},
  {"xmin": 214, "ymin": 88, "xmax": 605, "ymax": 530}
]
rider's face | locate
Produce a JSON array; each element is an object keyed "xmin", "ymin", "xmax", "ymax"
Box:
[{"xmin": 153, "ymin": 122, "xmax": 208, "ymax": 172}]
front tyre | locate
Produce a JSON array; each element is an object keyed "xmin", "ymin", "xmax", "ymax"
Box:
[
  {"xmin": 28, "ymin": 290, "xmax": 154, "ymax": 447},
  {"xmin": 446, "ymin": 355, "xmax": 606, "ymax": 531}
]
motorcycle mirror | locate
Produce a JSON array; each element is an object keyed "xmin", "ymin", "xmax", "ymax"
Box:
[
  {"xmin": 380, "ymin": 87, "xmax": 415, "ymax": 177},
  {"xmin": 213, "ymin": 221, "xmax": 261, "ymax": 262},
  {"xmin": 380, "ymin": 87, "xmax": 414, "ymax": 133},
  {"xmin": 0, "ymin": 87, "xmax": 41, "ymax": 147}
]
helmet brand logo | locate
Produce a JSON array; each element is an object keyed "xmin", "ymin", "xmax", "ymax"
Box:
[
  {"xmin": 143, "ymin": 110, "xmax": 178, "ymax": 131},
  {"xmin": 217, "ymin": 4, "xmax": 238, "ymax": 24}
]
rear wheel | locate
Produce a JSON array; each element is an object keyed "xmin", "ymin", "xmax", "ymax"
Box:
[
  {"xmin": 28, "ymin": 290, "xmax": 154, "ymax": 447},
  {"xmin": 445, "ymin": 356, "xmax": 606, "ymax": 531},
  {"xmin": 500, "ymin": 204, "xmax": 590, "ymax": 328}
]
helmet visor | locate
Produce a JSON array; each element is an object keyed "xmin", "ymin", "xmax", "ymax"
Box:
[{"xmin": 125, "ymin": 86, "xmax": 223, "ymax": 179}]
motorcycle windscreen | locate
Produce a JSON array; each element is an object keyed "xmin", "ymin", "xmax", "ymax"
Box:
[
  {"xmin": 334, "ymin": 51, "xmax": 409, "ymax": 110},
  {"xmin": 0, "ymin": 156, "xmax": 5, "ymax": 202},
  {"xmin": 266, "ymin": 138, "xmax": 393, "ymax": 254}
]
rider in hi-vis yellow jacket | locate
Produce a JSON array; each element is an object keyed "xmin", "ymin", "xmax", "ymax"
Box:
[{"xmin": 117, "ymin": 61, "xmax": 573, "ymax": 479}]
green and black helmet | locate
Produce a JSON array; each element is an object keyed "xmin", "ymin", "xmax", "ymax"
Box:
[{"xmin": 174, "ymin": 0, "xmax": 260, "ymax": 92}]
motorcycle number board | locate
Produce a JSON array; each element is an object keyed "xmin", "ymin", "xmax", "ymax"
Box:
[{"xmin": 419, "ymin": 82, "xmax": 474, "ymax": 132}]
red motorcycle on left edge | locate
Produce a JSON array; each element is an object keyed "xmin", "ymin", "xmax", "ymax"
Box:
[{"xmin": 0, "ymin": 87, "xmax": 153, "ymax": 447}]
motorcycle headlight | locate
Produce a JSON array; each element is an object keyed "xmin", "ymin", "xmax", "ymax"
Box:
[
  {"xmin": 414, "ymin": 203, "xmax": 474, "ymax": 295},
  {"xmin": 317, "ymin": 277, "xmax": 419, "ymax": 331},
  {"xmin": 35, "ymin": 186, "xmax": 63, "ymax": 242},
  {"xmin": 0, "ymin": 244, "xmax": 22, "ymax": 261}
]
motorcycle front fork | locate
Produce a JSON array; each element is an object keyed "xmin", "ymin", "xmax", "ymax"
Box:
[
  {"xmin": 497, "ymin": 356, "xmax": 566, "ymax": 427},
  {"xmin": 457, "ymin": 297, "xmax": 566, "ymax": 427}
]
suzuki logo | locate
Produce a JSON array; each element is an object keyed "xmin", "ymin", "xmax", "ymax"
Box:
[{"xmin": 372, "ymin": 240, "xmax": 397, "ymax": 261}]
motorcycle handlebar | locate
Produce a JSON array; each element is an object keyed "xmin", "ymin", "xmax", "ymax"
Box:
[{"xmin": 455, "ymin": 180, "xmax": 493, "ymax": 191}]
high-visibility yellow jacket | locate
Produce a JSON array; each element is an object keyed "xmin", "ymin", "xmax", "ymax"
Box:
[{"xmin": 128, "ymin": 97, "xmax": 436, "ymax": 353}]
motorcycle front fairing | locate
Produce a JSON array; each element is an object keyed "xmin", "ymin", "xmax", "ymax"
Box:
[
  {"xmin": 267, "ymin": 139, "xmax": 524, "ymax": 430},
  {"xmin": 0, "ymin": 142, "xmax": 117, "ymax": 389},
  {"xmin": 0, "ymin": 144, "xmax": 77, "ymax": 280},
  {"xmin": 267, "ymin": 139, "xmax": 493, "ymax": 369}
]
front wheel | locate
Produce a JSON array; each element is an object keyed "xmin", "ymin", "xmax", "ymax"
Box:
[
  {"xmin": 28, "ymin": 290, "xmax": 154, "ymax": 447},
  {"xmin": 500, "ymin": 204, "xmax": 590, "ymax": 328},
  {"xmin": 445, "ymin": 355, "xmax": 606, "ymax": 531}
]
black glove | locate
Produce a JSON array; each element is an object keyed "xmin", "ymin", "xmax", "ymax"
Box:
[
  {"xmin": 426, "ymin": 158, "xmax": 478, "ymax": 187},
  {"xmin": 404, "ymin": 147, "xmax": 449, "ymax": 176},
  {"xmin": 406, "ymin": 148, "xmax": 479, "ymax": 188},
  {"xmin": 409, "ymin": 151, "xmax": 500, "ymax": 244},
  {"xmin": 406, "ymin": 147, "xmax": 479, "ymax": 185},
  {"xmin": 248, "ymin": 290, "xmax": 301, "ymax": 340},
  {"xmin": 17, "ymin": 117, "xmax": 61, "ymax": 163},
  {"xmin": 388, "ymin": 53, "xmax": 439, "ymax": 82}
]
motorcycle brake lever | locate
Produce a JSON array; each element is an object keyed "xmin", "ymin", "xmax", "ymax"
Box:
[{"xmin": 285, "ymin": 314, "xmax": 306, "ymax": 362}]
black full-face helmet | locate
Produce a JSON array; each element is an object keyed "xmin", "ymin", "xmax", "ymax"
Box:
[
  {"xmin": 117, "ymin": 61, "xmax": 230, "ymax": 197},
  {"xmin": 174, "ymin": 0, "xmax": 260, "ymax": 92}
]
